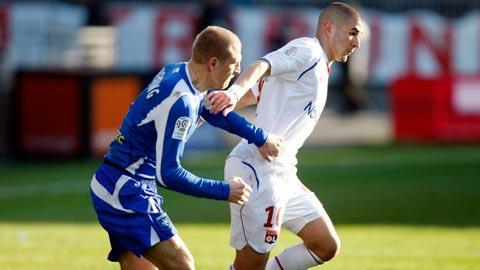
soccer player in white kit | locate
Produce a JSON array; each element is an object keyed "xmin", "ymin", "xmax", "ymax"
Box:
[{"xmin": 207, "ymin": 2, "xmax": 364, "ymax": 270}]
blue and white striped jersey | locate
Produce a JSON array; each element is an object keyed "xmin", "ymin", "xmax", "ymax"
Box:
[{"xmin": 104, "ymin": 62, "xmax": 266, "ymax": 200}]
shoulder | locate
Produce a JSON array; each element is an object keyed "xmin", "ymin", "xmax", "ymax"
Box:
[
  {"xmin": 290, "ymin": 37, "xmax": 321, "ymax": 58},
  {"xmin": 160, "ymin": 63, "xmax": 184, "ymax": 85},
  {"xmin": 276, "ymin": 37, "xmax": 320, "ymax": 60},
  {"xmin": 288, "ymin": 37, "xmax": 317, "ymax": 47}
]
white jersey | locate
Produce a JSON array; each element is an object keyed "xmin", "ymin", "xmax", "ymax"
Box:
[{"xmin": 231, "ymin": 37, "xmax": 330, "ymax": 166}]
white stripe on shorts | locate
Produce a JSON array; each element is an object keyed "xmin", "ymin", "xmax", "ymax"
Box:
[{"xmin": 90, "ymin": 174, "xmax": 134, "ymax": 213}]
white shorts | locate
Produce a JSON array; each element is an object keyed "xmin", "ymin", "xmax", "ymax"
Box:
[{"xmin": 226, "ymin": 155, "xmax": 326, "ymax": 254}]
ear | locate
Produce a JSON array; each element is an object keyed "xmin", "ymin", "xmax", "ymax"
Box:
[
  {"xmin": 324, "ymin": 20, "xmax": 334, "ymax": 38},
  {"xmin": 207, "ymin": 57, "xmax": 218, "ymax": 71}
]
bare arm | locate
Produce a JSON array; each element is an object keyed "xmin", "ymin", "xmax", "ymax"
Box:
[
  {"xmin": 235, "ymin": 90, "xmax": 258, "ymax": 110},
  {"xmin": 207, "ymin": 59, "xmax": 270, "ymax": 115},
  {"xmin": 230, "ymin": 59, "xmax": 271, "ymax": 97}
]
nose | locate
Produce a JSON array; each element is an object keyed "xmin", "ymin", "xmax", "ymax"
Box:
[
  {"xmin": 353, "ymin": 36, "xmax": 360, "ymax": 48},
  {"xmin": 235, "ymin": 62, "xmax": 241, "ymax": 74}
]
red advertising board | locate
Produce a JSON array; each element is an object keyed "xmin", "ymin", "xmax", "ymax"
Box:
[
  {"xmin": 391, "ymin": 76, "xmax": 480, "ymax": 142},
  {"xmin": 15, "ymin": 72, "xmax": 85, "ymax": 157}
]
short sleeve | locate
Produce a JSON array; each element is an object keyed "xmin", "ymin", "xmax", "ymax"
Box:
[{"xmin": 262, "ymin": 38, "xmax": 317, "ymax": 76}]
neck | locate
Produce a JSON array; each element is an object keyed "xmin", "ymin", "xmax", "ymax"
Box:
[
  {"xmin": 187, "ymin": 61, "xmax": 209, "ymax": 92},
  {"xmin": 318, "ymin": 35, "xmax": 334, "ymax": 67}
]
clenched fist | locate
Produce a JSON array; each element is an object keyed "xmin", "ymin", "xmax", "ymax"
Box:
[
  {"xmin": 227, "ymin": 176, "xmax": 252, "ymax": 205},
  {"xmin": 258, "ymin": 134, "xmax": 283, "ymax": 162}
]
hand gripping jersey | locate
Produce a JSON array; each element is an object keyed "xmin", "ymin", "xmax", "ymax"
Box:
[
  {"xmin": 100, "ymin": 62, "xmax": 267, "ymax": 200},
  {"xmin": 231, "ymin": 37, "xmax": 330, "ymax": 166}
]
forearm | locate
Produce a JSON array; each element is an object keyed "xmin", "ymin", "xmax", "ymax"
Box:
[
  {"xmin": 235, "ymin": 90, "xmax": 257, "ymax": 110},
  {"xmin": 202, "ymin": 109, "xmax": 267, "ymax": 147},
  {"xmin": 230, "ymin": 59, "xmax": 270, "ymax": 97},
  {"xmin": 160, "ymin": 166, "xmax": 230, "ymax": 200}
]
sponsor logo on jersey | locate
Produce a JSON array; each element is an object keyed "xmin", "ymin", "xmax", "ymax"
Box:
[
  {"xmin": 172, "ymin": 116, "xmax": 191, "ymax": 140},
  {"xmin": 115, "ymin": 131, "xmax": 125, "ymax": 144},
  {"xmin": 265, "ymin": 229, "xmax": 278, "ymax": 244},
  {"xmin": 304, "ymin": 101, "xmax": 317, "ymax": 119}
]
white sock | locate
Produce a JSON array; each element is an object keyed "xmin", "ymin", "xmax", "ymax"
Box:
[{"xmin": 266, "ymin": 243, "xmax": 323, "ymax": 270}]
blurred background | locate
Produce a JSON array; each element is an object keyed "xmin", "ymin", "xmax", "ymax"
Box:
[
  {"xmin": 0, "ymin": 1, "xmax": 479, "ymax": 270},
  {"xmin": 1, "ymin": 0, "xmax": 480, "ymax": 157}
]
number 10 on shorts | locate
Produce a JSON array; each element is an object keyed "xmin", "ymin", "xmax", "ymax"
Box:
[{"xmin": 264, "ymin": 206, "xmax": 281, "ymax": 244}]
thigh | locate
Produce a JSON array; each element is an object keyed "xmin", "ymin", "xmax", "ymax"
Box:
[
  {"xmin": 119, "ymin": 251, "xmax": 158, "ymax": 270},
  {"xmin": 282, "ymin": 175, "xmax": 326, "ymax": 234},
  {"xmin": 227, "ymin": 156, "xmax": 287, "ymax": 254},
  {"xmin": 144, "ymin": 234, "xmax": 193, "ymax": 270},
  {"xmin": 297, "ymin": 214, "xmax": 339, "ymax": 246}
]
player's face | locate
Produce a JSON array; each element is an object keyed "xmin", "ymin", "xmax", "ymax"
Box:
[
  {"xmin": 213, "ymin": 45, "xmax": 242, "ymax": 89},
  {"xmin": 332, "ymin": 18, "xmax": 362, "ymax": 62}
]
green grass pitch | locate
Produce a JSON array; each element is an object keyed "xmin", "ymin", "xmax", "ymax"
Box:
[{"xmin": 0, "ymin": 145, "xmax": 479, "ymax": 269}]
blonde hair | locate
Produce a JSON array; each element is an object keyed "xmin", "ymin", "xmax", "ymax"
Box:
[{"xmin": 191, "ymin": 26, "xmax": 240, "ymax": 64}]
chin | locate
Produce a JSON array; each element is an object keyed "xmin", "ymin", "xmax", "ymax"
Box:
[{"xmin": 339, "ymin": 56, "xmax": 349, "ymax": 63}]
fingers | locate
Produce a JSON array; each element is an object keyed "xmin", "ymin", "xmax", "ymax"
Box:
[
  {"xmin": 211, "ymin": 99, "xmax": 228, "ymax": 114},
  {"xmin": 243, "ymin": 181, "xmax": 252, "ymax": 193},
  {"xmin": 260, "ymin": 151, "xmax": 273, "ymax": 162},
  {"xmin": 227, "ymin": 177, "xmax": 252, "ymax": 205},
  {"xmin": 207, "ymin": 92, "xmax": 228, "ymax": 114},
  {"xmin": 274, "ymin": 141, "xmax": 282, "ymax": 155},
  {"xmin": 268, "ymin": 135, "xmax": 284, "ymax": 156},
  {"xmin": 237, "ymin": 180, "xmax": 252, "ymax": 205},
  {"xmin": 207, "ymin": 91, "xmax": 239, "ymax": 114},
  {"xmin": 257, "ymin": 134, "xmax": 283, "ymax": 162}
]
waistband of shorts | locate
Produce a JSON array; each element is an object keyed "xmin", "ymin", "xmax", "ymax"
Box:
[
  {"xmin": 103, "ymin": 159, "xmax": 133, "ymax": 177},
  {"xmin": 228, "ymin": 151, "xmax": 296, "ymax": 169}
]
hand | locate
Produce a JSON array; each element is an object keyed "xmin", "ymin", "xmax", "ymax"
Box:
[
  {"xmin": 227, "ymin": 176, "xmax": 252, "ymax": 205},
  {"xmin": 207, "ymin": 90, "xmax": 238, "ymax": 116},
  {"xmin": 258, "ymin": 134, "xmax": 283, "ymax": 162}
]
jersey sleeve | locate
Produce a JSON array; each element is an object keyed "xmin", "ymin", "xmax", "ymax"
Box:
[
  {"xmin": 251, "ymin": 78, "xmax": 266, "ymax": 98},
  {"xmin": 262, "ymin": 38, "xmax": 317, "ymax": 77},
  {"xmin": 200, "ymin": 107, "xmax": 267, "ymax": 147},
  {"xmin": 155, "ymin": 97, "xmax": 230, "ymax": 200}
]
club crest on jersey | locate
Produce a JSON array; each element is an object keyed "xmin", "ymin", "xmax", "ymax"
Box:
[
  {"xmin": 265, "ymin": 229, "xmax": 278, "ymax": 244},
  {"xmin": 172, "ymin": 116, "xmax": 191, "ymax": 140},
  {"xmin": 285, "ymin": 46, "xmax": 297, "ymax": 56},
  {"xmin": 156, "ymin": 213, "xmax": 172, "ymax": 231}
]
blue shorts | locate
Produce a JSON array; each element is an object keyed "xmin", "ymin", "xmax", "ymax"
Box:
[{"xmin": 90, "ymin": 164, "xmax": 176, "ymax": 262}]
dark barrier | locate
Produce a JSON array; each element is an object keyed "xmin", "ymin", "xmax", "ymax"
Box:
[{"xmin": 10, "ymin": 71, "xmax": 141, "ymax": 159}]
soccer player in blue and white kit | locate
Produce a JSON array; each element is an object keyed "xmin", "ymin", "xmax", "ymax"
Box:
[
  {"xmin": 90, "ymin": 26, "xmax": 283, "ymax": 270},
  {"xmin": 208, "ymin": 3, "xmax": 364, "ymax": 270}
]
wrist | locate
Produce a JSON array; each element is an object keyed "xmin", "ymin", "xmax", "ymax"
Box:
[
  {"xmin": 222, "ymin": 180, "xmax": 231, "ymax": 201},
  {"xmin": 228, "ymin": 84, "xmax": 243, "ymax": 102}
]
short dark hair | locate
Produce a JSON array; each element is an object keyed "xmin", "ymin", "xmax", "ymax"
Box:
[
  {"xmin": 320, "ymin": 2, "xmax": 361, "ymax": 22},
  {"xmin": 192, "ymin": 26, "xmax": 238, "ymax": 64}
]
